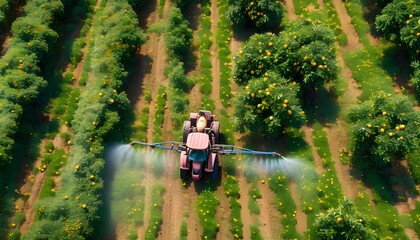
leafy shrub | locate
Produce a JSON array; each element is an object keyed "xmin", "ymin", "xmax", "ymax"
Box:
[
  {"xmin": 226, "ymin": 0, "xmax": 284, "ymax": 31},
  {"xmin": 234, "ymin": 72, "xmax": 305, "ymax": 137},
  {"xmin": 197, "ymin": 190, "xmax": 220, "ymax": 239},
  {"xmin": 347, "ymin": 92, "xmax": 420, "ymax": 166},
  {"xmin": 232, "ymin": 22, "xmax": 337, "ymax": 89},
  {"xmin": 315, "ymin": 198, "xmax": 378, "ymax": 240}
]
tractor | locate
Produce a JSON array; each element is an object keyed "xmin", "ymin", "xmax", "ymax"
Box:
[{"xmin": 130, "ymin": 110, "xmax": 284, "ymax": 181}]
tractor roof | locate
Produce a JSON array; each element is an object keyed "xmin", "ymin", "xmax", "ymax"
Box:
[{"xmin": 186, "ymin": 132, "xmax": 209, "ymax": 150}]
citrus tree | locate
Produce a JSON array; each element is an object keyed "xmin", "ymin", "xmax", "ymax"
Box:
[
  {"xmin": 234, "ymin": 71, "xmax": 305, "ymax": 137},
  {"xmin": 375, "ymin": 0, "xmax": 419, "ymax": 44},
  {"xmin": 315, "ymin": 198, "xmax": 379, "ymax": 240},
  {"xmin": 232, "ymin": 22, "xmax": 337, "ymax": 89},
  {"xmin": 226, "ymin": 0, "xmax": 283, "ymax": 30},
  {"xmin": 347, "ymin": 92, "xmax": 420, "ymax": 166}
]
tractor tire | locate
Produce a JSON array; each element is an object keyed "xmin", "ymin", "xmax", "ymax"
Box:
[
  {"xmin": 211, "ymin": 121, "xmax": 220, "ymax": 144},
  {"xmin": 183, "ymin": 121, "xmax": 191, "ymax": 143},
  {"xmin": 180, "ymin": 169, "xmax": 188, "ymax": 181},
  {"xmin": 211, "ymin": 157, "xmax": 219, "ymax": 180}
]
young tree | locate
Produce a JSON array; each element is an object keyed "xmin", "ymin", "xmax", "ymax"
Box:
[
  {"xmin": 165, "ymin": 7, "xmax": 193, "ymax": 60},
  {"xmin": 347, "ymin": 92, "xmax": 420, "ymax": 166},
  {"xmin": 226, "ymin": 0, "xmax": 284, "ymax": 31},
  {"xmin": 315, "ymin": 198, "xmax": 379, "ymax": 240},
  {"xmin": 232, "ymin": 22, "xmax": 337, "ymax": 89},
  {"xmin": 234, "ymin": 71, "xmax": 305, "ymax": 137}
]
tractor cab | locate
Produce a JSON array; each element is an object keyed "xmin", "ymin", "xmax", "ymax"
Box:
[{"xmin": 185, "ymin": 132, "xmax": 211, "ymax": 180}]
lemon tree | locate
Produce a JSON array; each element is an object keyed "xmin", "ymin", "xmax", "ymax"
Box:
[
  {"xmin": 234, "ymin": 72, "xmax": 305, "ymax": 137},
  {"xmin": 226, "ymin": 0, "xmax": 283, "ymax": 30},
  {"xmin": 347, "ymin": 92, "xmax": 420, "ymax": 166},
  {"xmin": 315, "ymin": 198, "xmax": 378, "ymax": 240}
]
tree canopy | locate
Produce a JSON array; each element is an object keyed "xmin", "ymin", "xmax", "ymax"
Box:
[{"xmin": 347, "ymin": 92, "xmax": 420, "ymax": 166}]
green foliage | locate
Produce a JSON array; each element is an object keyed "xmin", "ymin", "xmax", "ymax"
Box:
[
  {"xmin": 0, "ymin": 0, "xmax": 64, "ymax": 215},
  {"xmin": 250, "ymin": 225, "xmax": 263, "ymax": 239},
  {"xmin": 226, "ymin": 0, "xmax": 284, "ymax": 30},
  {"xmin": 180, "ymin": 220, "xmax": 188, "ymax": 238},
  {"xmin": 347, "ymin": 92, "xmax": 420, "ymax": 166},
  {"xmin": 167, "ymin": 60, "xmax": 194, "ymax": 92},
  {"xmin": 145, "ymin": 184, "xmax": 166, "ymax": 240},
  {"xmin": 165, "ymin": 7, "xmax": 193, "ymax": 61},
  {"xmin": 217, "ymin": 0, "xmax": 234, "ymax": 107},
  {"xmin": 234, "ymin": 72, "xmax": 305, "ymax": 137},
  {"xmin": 410, "ymin": 201, "xmax": 420, "ymax": 236},
  {"xmin": 111, "ymin": 160, "xmax": 145, "ymax": 226},
  {"xmin": 411, "ymin": 61, "xmax": 420, "ymax": 96},
  {"xmin": 24, "ymin": 1, "xmax": 146, "ymax": 238},
  {"xmin": 315, "ymin": 198, "xmax": 379, "ymax": 240},
  {"xmin": 153, "ymin": 86, "xmax": 167, "ymax": 142},
  {"xmin": 375, "ymin": 0, "xmax": 419, "ymax": 45},
  {"xmin": 197, "ymin": 190, "xmax": 220, "ymax": 239},
  {"xmin": 222, "ymin": 174, "xmax": 243, "ymax": 239},
  {"xmin": 268, "ymin": 173, "xmax": 300, "ymax": 239},
  {"xmin": 232, "ymin": 22, "xmax": 337, "ymax": 89},
  {"xmin": 312, "ymin": 122, "xmax": 333, "ymax": 168}
]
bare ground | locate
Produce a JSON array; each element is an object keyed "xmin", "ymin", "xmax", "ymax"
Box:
[
  {"xmin": 302, "ymin": 126, "xmax": 325, "ymax": 173},
  {"xmin": 332, "ymin": 0, "xmax": 363, "ymax": 51},
  {"xmin": 257, "ymin": 181, "xmax": 282, "ymax": 238},
  {"xmin": 290, "ymin": 182, "xmax": 307, "ymax": 235},
  {"xmin": 283, "ymin": 0, "xmax": 298, "ymax": 21}
]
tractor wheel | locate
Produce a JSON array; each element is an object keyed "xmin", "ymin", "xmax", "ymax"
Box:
[
  {"xmin": 183, "ymin": 121, "xmax": 191, "ymax": 143},
  {"xmin": 180, "ymin": 169, "xmax": 188, "ymax": 181},
  {"xmin": 211, "ymin": 157, "xmax": 219, "ymax": 180},
  {"xmin": 211, "ymin": 121, "xmax": 220, "ymax": 144}
]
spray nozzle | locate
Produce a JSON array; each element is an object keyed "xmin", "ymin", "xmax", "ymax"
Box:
[{"xmin": 273, "ymin": 153, "xmax": 285, "ymax": 159}]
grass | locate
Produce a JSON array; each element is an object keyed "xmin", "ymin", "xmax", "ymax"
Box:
[
  {"xmin": 343, "ymin": 46, "xmax": 394, "ymax": 100},
  {"xmin": 197, "ymin": 190, "xmax": 220, "ymax": 239},
  {"xmin": 268, "ymin": 173, "xmax": 301, "ymax": 239},
  {"xmin": 223, "ymin": 174, "xmax": 243, "ymax": 239},
  {"xmin": 216, "ymin": 0, "xmax": 233, "ymax": 107},
  {"xmin": 38, "ymin": 149, "xmax": 67, "ymax": 199},
  {"xmin": 180, "ymin": 220, "xmax": 188, "ymax": 239},
  {"xmin": 153, "ymin": 86, "xmax": 167, "ymax": 142},
  {"xmin": 196, "ymin": 2, "xmax": 213, "ymax": 96},
  {"xmin": 312, "ymin": 122, "xmax": 333, "ymax": 168},
  {"xmin": 292, "ymin": 0, "xmax": 347, "ymax": 45},
  {"xmin": 343, "ymin": 0, "xmax": 372, "ymax": 46},
  {"xmin": 145, "ymin": 184, "xmax": 166, "ymax": 240},
  {"xmin": 248, "ymin": 181, "xmax": 262, "ymax": 215}
]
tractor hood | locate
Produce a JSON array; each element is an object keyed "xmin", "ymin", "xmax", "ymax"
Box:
[{"xmin": 186, "ymin": 132, "xmax": 209, "ymax": 150}]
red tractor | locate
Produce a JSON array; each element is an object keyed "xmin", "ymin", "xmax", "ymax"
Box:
[
  {"xmin": 180, "ymin": 110, "xmax": 220, "ymax": 180},
  {"xmin": 130, "ymin": 110, "xmax": 284, "ymax": 181}
]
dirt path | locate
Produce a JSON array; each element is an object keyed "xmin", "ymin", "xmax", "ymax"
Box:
[
  {"xmin": 158, "ymin": 152, "xmax": 184, "ymax": 239},
  {"xmin": 257, "ymin": 181, "xmax": 282, "ymax": 238},
  {"xmin": 210, "ymin": 0, "xmax": 222, "ymax": 110},
  {"xmin": 238, "ymin": 175, "xmax": 252, "ymax": 239},
  {"xmin": 332, "ymin": 0, "xmax": 362, "ymax": 50},
  {"xmin": 0, "ymin": 35, "xmax": 11, "ymax": 57},
  {"xmin": 289, "ymin": 182, "xmax": 307, "ymax": 235},
  {"xmin": 325, "ymin": 123, "xmax": 359, "ymax": 200},
  {"xmin": 215, "ymin": 184, "xmax": 232, "ymax": 239},
  {"xmin": 136, "ymin": 164, "xmax": 153, "ymax": 239},
  {"xmin": 19, "ymin": 168, "xmax": 46, "ymax": 233},
  {"xmin": 283, "ymin": 0, "xmax": 299, "ymax": 21}
]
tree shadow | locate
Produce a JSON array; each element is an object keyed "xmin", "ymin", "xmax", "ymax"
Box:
[
  {"xmin": 301, "ymin": 87, "xmax": 340, "ymax": 125},
  {"xmin": 359, "ymin": 0, "xmax": 382, "ymax": 38},
  {"xmin": 381, "ymin": 45, "xmax": 413, "ymax": 91},
  {"xmin": 135, "ymin": 0, "xmax": 158, "ymax": 30},
  {"xmin": 126, "ymin": 53, "xmax": 152, "ymax": 106},
  {"xmin": 351, "ymin": 152, "xmax": 417, "ymax": 204}
]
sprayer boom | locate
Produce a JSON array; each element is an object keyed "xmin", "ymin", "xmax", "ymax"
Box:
[{"xmin": 129, "ymin": 141, "xmax": 284, "ymax": 158}]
